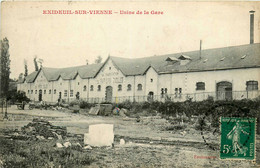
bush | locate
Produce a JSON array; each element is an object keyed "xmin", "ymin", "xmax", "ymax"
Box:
[{"xmin": 79, "ymin": 101, "xmax": 94, "ymax": 109}]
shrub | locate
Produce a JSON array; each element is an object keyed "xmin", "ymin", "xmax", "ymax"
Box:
[{"xmin": 79, "ymin": 101, "xmax": 94, "ymax": 109}]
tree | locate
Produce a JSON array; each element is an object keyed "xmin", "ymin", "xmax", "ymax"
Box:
[
  {"xmin": 94, "ymin": 55, "xmax": 102, "ymax": 64},
  {"xmin": 0, "ymin": 37, "xmax": 11, "ymax": 99},
  {"xmin": 24, "ymin": 59, "xmax": 28, "ymax": 77},
  {"xmin": 34, "ymin": 56, "xmax": 39, "ymax": 71}
]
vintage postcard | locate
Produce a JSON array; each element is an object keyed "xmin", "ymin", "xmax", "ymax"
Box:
[{"xmin": 0, "ymin": 1, "xmax": 259, "ymax": 167}]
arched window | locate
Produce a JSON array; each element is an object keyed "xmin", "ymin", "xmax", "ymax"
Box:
[
  {"xmin": 127, "ymin": 84, "xmax": 132, "ymax": 91},
  {"xmin": 118, "ymin": 84, "xmax": 122, "ymax": 91},
  {"xmin": 137, "ymin": 84, "xmax": 142, "ymax": 91},
  {"xmin": 54, "ymin": 89, "xmax": 56, "ymax": 94},
  {"xmin": 83, "ymin": 85, "xmax": 87, "ymax": 91},
  {"xmin": 90, "ymin": 85, "xmax": 94, "ymax": 91},
  {"xmin": 196, "ymin": 82, "xmax": 205, "ymax": 90},
  {"xmin": 98, "ymin": 85, "xmax": 101, "ymax": 91},
  {"xmin": 246, "ymin": 81, "xmax": 258, "ymax": 91}
]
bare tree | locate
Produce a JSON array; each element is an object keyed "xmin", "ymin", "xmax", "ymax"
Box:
[
  {"xmin": 24, "ymin": 59, "xmax": 28, "ymax": 77},
  {"xmin": 94, "ymin": 55, "xmax": 102, "ymax": 64}
]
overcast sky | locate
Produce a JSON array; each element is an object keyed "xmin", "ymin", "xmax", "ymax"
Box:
[{"xmin": 1, "ymin": 1, "xmax": 260, "ymax": 79}]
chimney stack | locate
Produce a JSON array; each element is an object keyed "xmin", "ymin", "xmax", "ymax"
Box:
[
  {"xmin": 249, "ymin": 10, "xmax": 255, "ymax": 44},
  {"xmin": 199, "ymin": 40, "xmax": 202, "ymax": 59}
]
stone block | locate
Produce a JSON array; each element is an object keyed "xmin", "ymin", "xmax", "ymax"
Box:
[{"xmin": 84, "ymin": 124, "xmax": 114, "ymax": 147}]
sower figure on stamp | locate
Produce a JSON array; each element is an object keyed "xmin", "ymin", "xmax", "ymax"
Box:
[{"xmin": 227, "ymin": 120, "xmax": 249, "ymax": 156}]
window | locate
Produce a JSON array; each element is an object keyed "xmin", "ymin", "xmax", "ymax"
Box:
[
  {"xmin": 31, "ymin": 90, "xmax": 33, "ymax": 94},
  {"xmin": 49, "ymin": 90, "xmax": 51, "ymax": 94},
  {"xmin": 54, "ymin": 89, "xmax": 56, "ymax": 94},
  {"xmin": 246, "ymin": 81, "xmax": 258, "ymax": 91},
  {"xmin": 83, "ymin": 85, "xmax": 87, "ymax": 91},
  {"xmin": 161, "ymin": 88, "xmax": 164, "ymax": 97},
  {"xmin": 90, "ymin": 85, "xmax": 94, "ymax": 91},
  {"xmin": 150, "ymin": 78, "xmax": 153, "ymax": 82},
  {"xmin": 137, "ymin": 84, "xmax": 142, "ymax": 91},
  {"xmin": 161, "ymin": 88, "xmax": 168, "ymax": 97},
  {"xmin": 127, "ymin": 84, "xmax": 132, "ymax": 91},
  {"xmin": 28, "ymin": 90, "xmax": 30, "ymax": 94},
  {"xmin": 196, "ymin": 82, "xmax": 205, "ymax": 90},
  {"xmin": 109, "ymin": 67, "xmax": 111, "ymax": 70},
  {"xmin": 35, "ymin": 90, "xmax": 37, "ymax": 94},
  {"xmin": 98, "ymin": 85, "xmax": 101, "ymax": 91},
  {"xmin": 70, "ymin": 90, "xmax": 73, "ymax": 97},
  {"xmin": 78, "ymin": 82, "xmax": 80, "ymax": 85},
  {"xmin": 44, "ymin": 90, "xmax": 46, "ymax": 94},
  {"xmin": 64, "ymin": 90, "xmax": 68, "ymax": 97},
  {"xmin": 174, "ymin": 88, "xmax": 182, "ymax": 98},
  {"xmin": 118, "ymin": 84, "xmax": 122, "ymax": 91}
]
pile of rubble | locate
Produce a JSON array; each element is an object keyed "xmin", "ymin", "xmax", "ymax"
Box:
[{"xmin": 21, "ymin": 118, "xmax": 67, "ymax": 140}]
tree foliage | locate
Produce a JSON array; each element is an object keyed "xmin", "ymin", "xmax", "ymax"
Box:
[
  {"xmin": 24, "ymin": 59, "xmax": 28, "ymax": 77},
  {"xmin": 94, "ymin": 55, "xmax": 102, "ymax": 64},
  {"xmin": 34, "ymin": 56, "xmax": 39, "ymax": 71},
  {"xmin": 0, "ymin": 37, "xmax": 11, "ymax": 98}
]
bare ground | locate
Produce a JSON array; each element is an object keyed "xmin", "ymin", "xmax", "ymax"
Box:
[{"xmin": 0, "ymin": 106, "xmax": 259, "ymax": 168}]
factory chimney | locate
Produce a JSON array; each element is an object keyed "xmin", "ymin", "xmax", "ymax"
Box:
[
  {"xmin": 199, "ymin": 40, "xmax": 202, "ymax": 59},
  {"xmin": 249, "ymin": 10, "xmax": 255, "ymax": 44}
]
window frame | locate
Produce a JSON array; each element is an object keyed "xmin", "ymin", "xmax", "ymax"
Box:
[
  {"xmin": 137, "ymin": 84, "xmax": 142, "ymax": 91},
  {"xmin": 127, "ymin": 84, "xmax": 132, "ymax": 91},
  {"xmin": 246, "ymin": 80, "xmax": 258, "ymax": 91},
  {"xmin": 196, "ymin": 82, "xmax": 205, "ymax": 91},
  {"xmin": 98, "ymin": 85, "xmax": 101, "ymax": 91},
  {"xmin": 118, "ymin": 84, "xmax": 122, "ymax": 91},
  {"xmin": 64, "ymin": 90, "xmax": 68, "ymax": 97},
  {"xmin": 70, "ymin": 90, "xmax": 74, "ymax": 97}
]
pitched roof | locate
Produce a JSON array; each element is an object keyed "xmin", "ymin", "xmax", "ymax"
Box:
[
  {"xmin": 21, "ymin": 43, "xmax": 260, "ymax": 83},
  {"xmin": 111, "ymin": 43, "xmax": 260, "ymax": 75},
  {"xmin": 25, "ymin": 71, "xmax": 39, "ymax": 83},
  {"xmin": 41, "ymin": 63, "xmax": 103, "ymax": 81}
]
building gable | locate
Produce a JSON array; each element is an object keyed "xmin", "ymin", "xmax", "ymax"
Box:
[{"xmin": 95, "ymin": 58, "xmax": 125, "ymax": 85}]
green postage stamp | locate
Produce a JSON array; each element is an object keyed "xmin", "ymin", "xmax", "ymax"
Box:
[{"xmin": 220, "ymin": 117, "xmax": 256, "ymax": 160}]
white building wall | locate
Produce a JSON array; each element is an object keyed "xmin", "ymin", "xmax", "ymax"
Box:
[{"xmin": 17, "ymin": 63, "xmax": 260, "ymax": 103}]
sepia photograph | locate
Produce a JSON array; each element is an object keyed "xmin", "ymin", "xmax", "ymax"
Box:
[{"xmin": 0, "ymin": 1, "xmax": 259, "ymax": 167}]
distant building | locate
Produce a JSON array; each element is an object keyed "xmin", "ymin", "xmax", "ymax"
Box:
[{"xmin": 17, "ymin": 43, "xmax": 260, "ymax": 103}]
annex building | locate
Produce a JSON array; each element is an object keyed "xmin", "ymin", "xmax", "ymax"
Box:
[{"xmin": 17, "ymin": 43, "xmax": 260, "ymax": 103}]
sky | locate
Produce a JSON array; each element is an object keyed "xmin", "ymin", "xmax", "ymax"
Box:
[{"xmin": 1, "ymin": 1, "xmax": 260, "ymax": 79}]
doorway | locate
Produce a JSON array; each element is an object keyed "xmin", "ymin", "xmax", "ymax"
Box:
[
  {"xmin": 105, "ymin": 86, "xmax": 113, "ymax": 102},
  {"xmin": 39, "ymin": 90, "xmax": 42, "ymax": 101},
  {"xmin": 148, "ymin": 91, "xmax": 154, "ymax": 101},
  {"xmin": 216, "ymin": 81, "xmax": 232, "ymax": 100},
  {"xmin": 58, "ymin": 92, "xmax": 62, "ymax": 102}
]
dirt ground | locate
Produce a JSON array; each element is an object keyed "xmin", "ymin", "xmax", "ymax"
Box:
[{"xmin": 0, "ymin": 105, "xmax": 259, "ymax": 168}]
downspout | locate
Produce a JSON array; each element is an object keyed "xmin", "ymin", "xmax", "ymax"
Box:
[
  {"xmin": 51, "ymin": 81, "xmax": 53, "ymax": 102},
  {"xmin": 68, "ymin": 80, "xmax": 70, "ymax": 103},
  {"xmin": 87, "ymin": 78, "xmax": 90, "ymax": 102},
  {"xmin": 133, "ymin": 75, "xmax": 136, "ymax": 102}
]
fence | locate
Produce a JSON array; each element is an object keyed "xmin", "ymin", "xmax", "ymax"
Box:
[{"xmin": 68, "ymin": 90, "xmax": 260, "ymax": 104}]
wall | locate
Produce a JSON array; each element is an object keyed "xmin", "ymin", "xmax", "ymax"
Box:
[{"xmin": 17, "ymin": 63, "xmax": 260, "ymax": 103}]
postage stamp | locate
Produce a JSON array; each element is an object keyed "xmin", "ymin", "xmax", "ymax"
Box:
[{"xmin": 220, "ymin": 117, "xmax": 256, "ymax": 160}]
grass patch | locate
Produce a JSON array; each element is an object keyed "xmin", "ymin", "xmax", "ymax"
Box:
[{"xmin": 0, "ymin": 137, "xmax": 94, "ymax": 168}]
